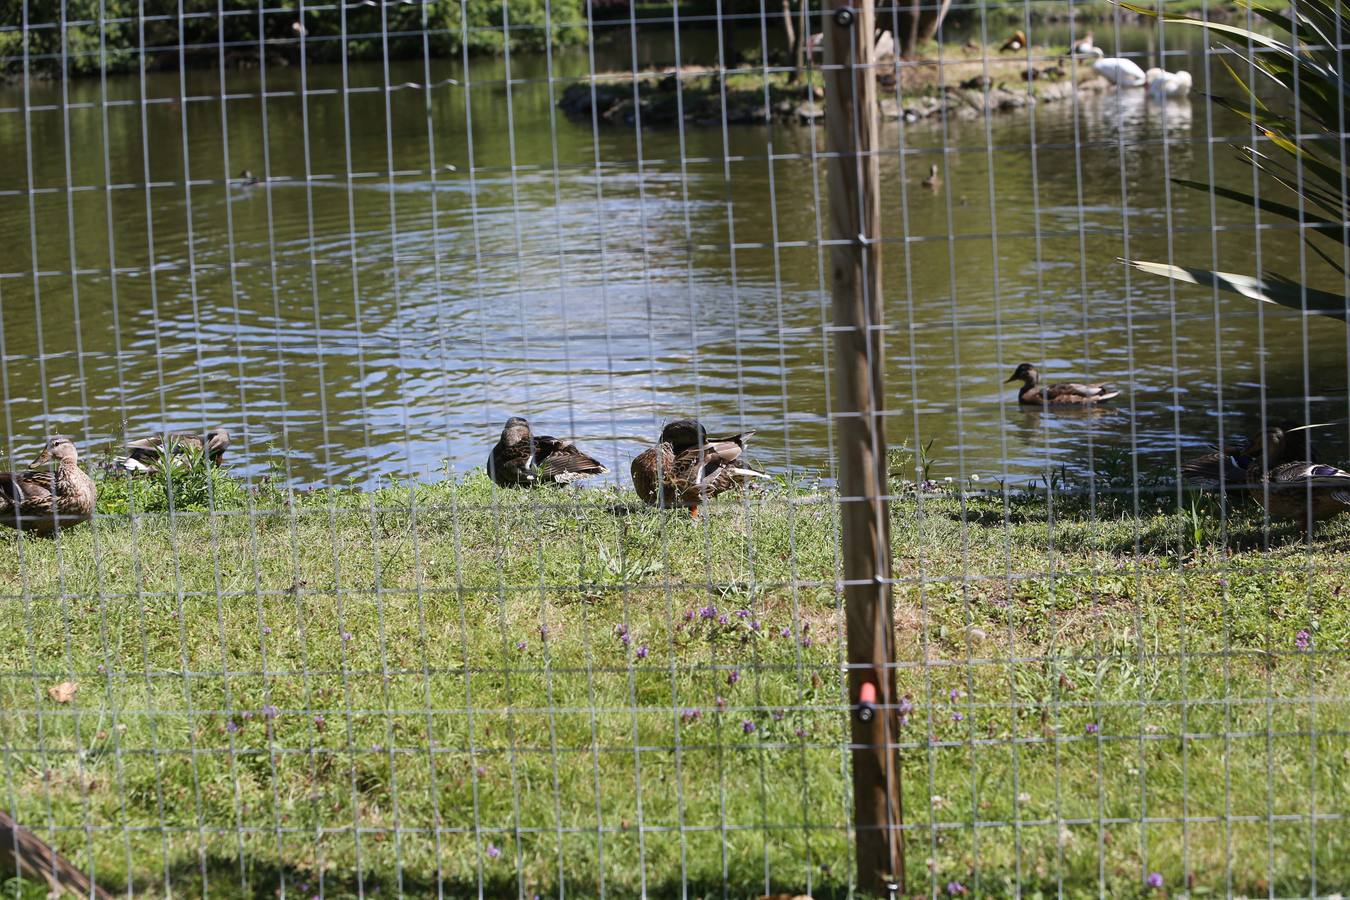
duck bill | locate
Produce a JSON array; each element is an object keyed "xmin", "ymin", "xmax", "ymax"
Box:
[{"xmin": 1004, "ymin": 375, "xmax": 1019, "ymax": 384}]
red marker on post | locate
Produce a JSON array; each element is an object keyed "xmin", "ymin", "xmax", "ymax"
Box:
[{"xmin": 856, "ymin": 680, "xmax": 878, "ymax": 723}]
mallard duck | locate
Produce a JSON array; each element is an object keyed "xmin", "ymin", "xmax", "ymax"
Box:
[
  {"xmin": 115, "ymin": 429, "xmax": 231, "ymax": 472},
  {"xmin": 1005, "ymin": 363, "xmax": 1119, "ymax": 407},
  {"xmin": 486, "ymin": 417, "xmax": 608, "ymax": 487},
  {"xmin": 630, "ymin": 419, "xmax": 768, "ymax": 517},
  {"xmin": 1245, "ymin": 425, "xmax": 1350, "ymax": 531},
  {"xmin": 1000, "ymin": 30, "xmax": 1027, "ymax": 52},
  {"xmin": 922, "ymin": 164, "xmax": 942, "ymax": 190},
  {"xmin": 1, "ymin": 437, "xmax": 96, "ymax": 536},
  {"xmin": 1180, "ymin": 420, "xmax": 1307, "ymax": 490}
]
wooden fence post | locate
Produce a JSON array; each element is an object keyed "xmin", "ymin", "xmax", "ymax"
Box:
[{"xmin": 822, "ymin": 0, "xmax": 904, "ymax": 895}]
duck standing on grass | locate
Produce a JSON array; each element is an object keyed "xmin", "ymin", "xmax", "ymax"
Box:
[
  {"xmin": 1245, "ymin": 424, "xmax": 1350, "ymax": 534},
  {"xmin": 1, "ymin": 437, "xmax": 96, "ymax": 536},
  {"xmin": 631, "ymin": 419, "xmax": 767, "ymax": 517},
  {"xmin": 1005, "ymin": 363, "xmax": 1119, "ymax": 407},
  {"xmin": 117, "ymin": 429, "xmax": 232, "ymax": 472},
  {"xmin": 487, "ymin": 416, "xmax": 608, "ymax": 487},
  {"xmin": 922, "ymin": 164, "xmax": 942, "ymax": 191}
]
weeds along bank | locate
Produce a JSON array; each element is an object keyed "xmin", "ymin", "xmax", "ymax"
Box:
[{"xmin": 1, "ymin": 472, "xmax": 1348, "ymax": 896}]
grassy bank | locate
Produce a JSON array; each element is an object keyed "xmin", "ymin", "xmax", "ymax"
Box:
[{"xmin": 1, "ymin": 466, "xmax": 1348, "ymax": 898}]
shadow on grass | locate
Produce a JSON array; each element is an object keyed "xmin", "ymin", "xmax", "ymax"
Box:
[{"xmin": 131, "ymin": 857, "xmax": 854, "ymax": 899}]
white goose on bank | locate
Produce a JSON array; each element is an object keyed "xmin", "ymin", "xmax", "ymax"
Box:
[
  {"xmin": 1087, "ymin": 47, "xmax": 1147, "ymax": 87},
  {"xmin": 1146, "ymin": 67, "xmax": 1193, "ymax": 99}
]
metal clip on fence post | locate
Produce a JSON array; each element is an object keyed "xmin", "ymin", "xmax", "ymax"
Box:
[{"xmin": 834, "ymin": 5, "xmax": 855, "ymax": 27}]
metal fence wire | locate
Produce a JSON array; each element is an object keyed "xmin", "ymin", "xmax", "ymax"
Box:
[{"xmin": 1, "ymin": 0, "xmax": 1347, "ymax": 896}]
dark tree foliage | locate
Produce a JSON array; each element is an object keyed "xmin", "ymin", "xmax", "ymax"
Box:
[{"xmin": 0, "ymin": 0, "xmax": 588, "ymax": 77}]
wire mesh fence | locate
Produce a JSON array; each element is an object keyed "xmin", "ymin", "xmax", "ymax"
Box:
[{"xmin": 1, "ymin": 0, "xmax": 1348, "ymax": 896}]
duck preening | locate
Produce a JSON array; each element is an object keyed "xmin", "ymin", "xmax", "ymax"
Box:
[
  {"xmin": 1006, "ymin": 363, "xmax": 1119, "ymax": 407},
  {"xmin": 113, "ymin": 429, "xmax": 231, "ymax": 473},
  {"xmin": 1180, "ymin": 420, "xmax": 1310, "ymax": 490},
  {"xmin": 487, "ymin": 417, "xmax": 608, "ymax": 487},
  {"xmin": 1146, "ymin": 68, "xmax": 1192, "ymax": 99},
  {"xmin": 1071, "ymin": 32, "xmax": 1096, "ymax": 58},
  {"xmin": 999, "ymin": 30, "xmax": 1027, "ymax": 52},
  {"xmin": 1091, "ymin": 51, "xmax": 1148, "ymax": 88},
  {"xmin": 630, "ymin": 419, "xmax": 768, "ymax": 517},
  {"xmin": 1, "ymin": 437, "xmax": 96, "ymax": 536},
  {"xmin": 1244, "ymin": 424, "xmax": 1350, "ymax": 532}
]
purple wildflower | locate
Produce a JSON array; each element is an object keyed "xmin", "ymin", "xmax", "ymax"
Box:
[
  {"xmin": 1146, "ymin": 872, "xmax": 1163, "ymax": 889},
  {"xmin": 727, "ymin": 670, "xmax": 740, "ymax": 686},
  {"xmin": 737, "ymin": 608, "xmax": 750, "ymax": 618},
  {"xmin": 750, "ymin": 620, "xmax": 761, "ymax": 632},
  {"xmin": 680, "ymin": 708, "xmax": 700, "ymax": 723},
  {"xmin": 96, "ymin": 664, "xmax": 106, "ymax": 674},
  {"xmin": 262, "ymin": 625, "xmax": 271, "ymax": 636},
  {"xmin": 899, "ymin": 695, "xmax": 915, "ymax": 714},
  {"xmin": 539, "ymin": 624, "xmax": 550, "ymax": 640},
  {"xmin": 946, "ymin": 881, "xmax": 967, "ymax": 896},
  {"xmin": 952, "ymin": 712, "xmax": 964, "ymax": 722},
  {"xmin": 700, "ymin": 605, "xmax": 717, "ymax": 620},
  {"xmin": 341, "ymin": 631, "xmax": 352, "ymax": 643},
  {"xmin": 616, "ymin": 624, "xmax": 628, "ymax": 637},
  {"xmin": 794, "ymin": 727, "xmax": 807, "ymax": 738},
  {"xmin": 716, "ymin": 696, "xmax": 727, "ymax": 710},
  {"xmin": 225, "ymin": 720, "xmax": 239, "ymax": 734},
  {"xmin": 635, "ymin": 645, "xmax": 649, "ymax": 659},
  {"xmin": 1085, "ymin": 722, "xmax": 1099, "ymax": 735},
  {"xmin": 717, "ymin": 614, "xmax": 729, "ymax": 625},
  {"xmin": 620, "ymin": 633, "xmax": 632, "ymax": 646},
  {"xmin": 475, "ymin": 766, "xmax": 487, "ymax": 777},
  {"xmin": 949, "ymin": 688, "xmax": 960, "ymax": 702},
  {"xmin": 779, "ymin": 627, "xmax": 791, "ymax": 639},
  {"xmin": 683, "ymin": 610, "xmax": 694, "ymax": 622},
  {"xmin": 313, "ymin": 715, "xmax": 325, "ymax": 731},
  {"xmin": 486, "ymin": 842, "xmax": 501, "ymax": 859},
  {"xmin": 241, "ymin": 710, "xmax": 253, "ymax": 720},
  {"xmin": 800, "ymin": 637, "xmax": 812, "ymax": 648},
  {"xmin": 741, "ymin": 719, "xmax": 756, "ymax": 734},
  {"xmin": 773, "ymin": 709, "xmax": 784, "ymax": 721},
  {"xmin": 1296, "ymin": 630, "xmax": 1311, "ymax": 651},
  {"xmin": 262, "ymin": 704, "xmax": 278, "ymax": 720}
]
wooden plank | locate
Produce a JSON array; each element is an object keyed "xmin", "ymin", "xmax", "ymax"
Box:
[{"xmin": 821, "ymin": 0, "xmax": 904, "ymax": 895}]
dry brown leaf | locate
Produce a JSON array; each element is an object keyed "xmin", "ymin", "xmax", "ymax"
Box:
[{"xmin": 47, "ymin": 681, "xmax": 78, "ymax": 703}]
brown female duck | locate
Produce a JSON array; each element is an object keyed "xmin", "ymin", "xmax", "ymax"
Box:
[
  {"xmin": 487, "ymin": 417, "xmax": 608, "ymax": 487},
  {"xmin": 1245, "ymin": 425, "xmax": 1350, "ymax": 532},
  {"xmin": 630, "ymin": 419, "xmax": 767, "ymax": 517},
  {"xmin": 1006, "ymin": 363, "xmax": 1120, "ymax": 407},
  {"xmin": 2, "ymin": 437, "xmax": 96, "ymax": 536},
  {"xmin": 123, "ymin": 428, "xmax": 231, "ymax": 468},
  {"xmin": 1180, "ymin": 420, "xmax": 1309, "ymax": 490}
]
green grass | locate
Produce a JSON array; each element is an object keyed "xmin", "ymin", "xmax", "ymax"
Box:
[{"xmin": 1, "ymin": 465, "xmax": 1348, "ymax": 898}]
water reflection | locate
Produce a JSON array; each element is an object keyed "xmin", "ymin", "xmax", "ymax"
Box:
[{"xmin": 0, "ymin": 24, "xmax": 1344, "ymax": 488}]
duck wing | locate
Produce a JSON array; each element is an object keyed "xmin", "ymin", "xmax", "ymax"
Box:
[
  {"xmin": 1269, "ymin": 462, "xmax": 1350, "ymax": 503},
  {"xmin": 1045, "ymin": 381, "xmax": 1120, "ymax": 402},
  {"xmin": 533, "ymin": 435, "xmax": 609, "ymax": 484},
  {"xmin": 487, "ymin": 440, "xmax": 537, "ymax": 487}
]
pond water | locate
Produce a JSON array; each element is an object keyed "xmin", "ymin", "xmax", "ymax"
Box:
[{"xmin": 1, "ymin": 19, "xmax": 1344, "ymax": 488}]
